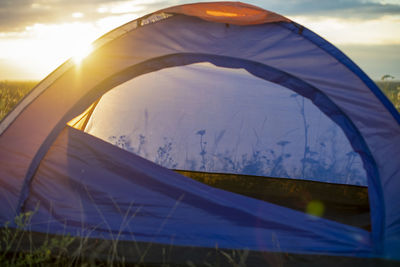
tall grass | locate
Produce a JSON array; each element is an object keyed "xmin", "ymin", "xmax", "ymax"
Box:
[
  {"xmin": 376, "ymin": 75, "xmax": 400, "ymax": 112},
  {"xmin": 0, "ymin": 201, "xmax": 256, "ymax": 266},
  {"xmin": 0, "ymin": 211, "xmax": 77, "ymax": 266},
  {"xmin": 0, "ymin": 80, "xmax": 38, "ymax": 121}
]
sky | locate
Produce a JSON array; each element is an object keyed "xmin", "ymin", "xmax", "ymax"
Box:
[{"xmin": 0, "ymin": 0, "xmax": 399, "ymax": 81}]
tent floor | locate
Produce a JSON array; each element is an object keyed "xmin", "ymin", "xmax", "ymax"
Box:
[
  {"xmin": 176, "ymin": 170, "xmax": 371, "ymax": 230},
  {"xmin": 2, "ymin": 229, "xmax": 398, "ymax": 267}
]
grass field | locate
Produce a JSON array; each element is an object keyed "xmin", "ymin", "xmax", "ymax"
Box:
[
  {"xmin": 375, "ymin": 79, "xmax": 400, "ymax": 111},
  {"xmin": 0, "ymin": 80, "xmax": 38, "ymax": 121}
]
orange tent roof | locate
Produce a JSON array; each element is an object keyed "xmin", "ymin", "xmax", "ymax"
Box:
[{"xmin": 161, "ymin": 2, "xmax": 291, "ymax": 25}]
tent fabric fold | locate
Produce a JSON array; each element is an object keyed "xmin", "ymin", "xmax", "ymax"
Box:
[{"xmin": 26, "ymin": 126, "xmax": 374, "ymax": 256}]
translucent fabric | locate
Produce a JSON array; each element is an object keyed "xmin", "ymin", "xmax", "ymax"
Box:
[{"xmin": 85, "ymin": 63, "xmax": 367, "ymax": 185}]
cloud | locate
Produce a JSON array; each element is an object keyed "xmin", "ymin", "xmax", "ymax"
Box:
[
  {"xmin": 1, "ymin": 0, "xmax": 400, "ymax": 32},
  {"xmin": 0, "ymin": 0, "xmax": 170, "ymax": 32},
  {"xmin": 250, "ymin": 0, "xmax": 400, "ymax": 19},
  {"xmin": 338, "ymin": 44, "xmax": 400, "ymax": 79},
  {"xmin": 0, "ymin": 0, "xmax": 398, "ymax": 80},
  {"xmin": 291, "ymin": 15, "xmax": 400, "ymax": 45},
  {"xmin": 1, "ymin": 0, "xmax": 399, "ymax": 32}
]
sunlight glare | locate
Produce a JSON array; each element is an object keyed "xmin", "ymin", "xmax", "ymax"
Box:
[
  {"xmin": 0, "ymin": 22, "xmax": 100, "ymax": 79},
  {"xmin": 72, "ymin": 43, "xmax": 93, "ymax": 64},
  {"xmin": 72, "ymin": 12, "xmax": 84, "ymax": 18}
]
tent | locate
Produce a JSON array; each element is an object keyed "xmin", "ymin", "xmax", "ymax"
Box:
[{"xmin": 1, "ymin": 1, "xmax": 399, "ymax": 265}]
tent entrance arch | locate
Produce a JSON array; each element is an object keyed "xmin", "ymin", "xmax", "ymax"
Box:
[
  {"xmin": 68, "ymin": 53, "xmax": 375, "ymax": 185},
  {"xmin": 67, "ymin": 54, "xmax": 373, "ymax": 229}
]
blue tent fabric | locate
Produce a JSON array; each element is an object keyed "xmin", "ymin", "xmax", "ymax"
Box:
[
  {"xmin": 280, "ymin": 22, "xmax": 400, "ymax": 125},
  {"xmin": 0, "ymin": 1, "xmax": 399, "ymax": 261},
  {"xmin": 279, "ymin": 22, "xmax": 400, "ymax": 257},
  {"xmin": 25, "ymin": 126, "xmax": 374, "ymax": 256}
]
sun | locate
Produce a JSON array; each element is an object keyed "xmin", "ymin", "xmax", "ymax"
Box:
[
  {"xmin": 72, "ymin": 43, "xmax": 93, "ymax": 64},
  {"xmin": 0, "ymin": 13, "xmax": 137, "ymax": 79}
]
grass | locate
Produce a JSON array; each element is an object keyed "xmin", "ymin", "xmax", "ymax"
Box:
[
  {"xmin": 0, "ymin": 211, "xmax": 77, "ymax": 266},
  {"xmin": 0, "ymin": 204, "xmax": 257, "ymax": 266},
  {"xmin": 375, "ymin": 76, "xmax": 400, "ymax": 112},
  {"xmin": 0, "ymin": 80, "xmax": 38, "ymax": 121}
]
